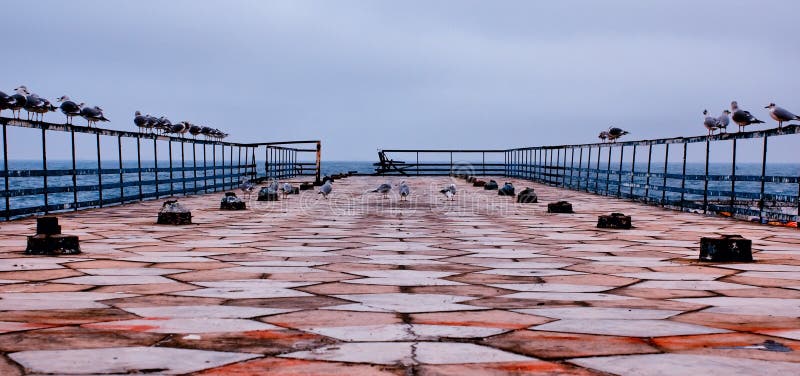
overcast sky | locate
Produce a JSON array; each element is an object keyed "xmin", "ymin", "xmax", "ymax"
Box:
[{"xmin": 2, "ymin": 0, "xmax": 799, "ymax": 161}]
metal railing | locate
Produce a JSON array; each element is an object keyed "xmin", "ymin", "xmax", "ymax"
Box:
[
  {"xmin": 377, "ymin": 125, "xmax": 800, "ymax": 226},
  {"xmin": 1, "ymin": 117, "xmax": 321, "ymax": 220}
]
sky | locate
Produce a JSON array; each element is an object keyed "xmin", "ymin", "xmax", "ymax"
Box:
[{"xmin": 2, "ymin": 0, "xmax": 800, "ymax": 162}]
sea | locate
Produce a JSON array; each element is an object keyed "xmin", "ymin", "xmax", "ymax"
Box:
[{"xmin": 1, "ymin": 160, "xmax": 799, "ymax": 216}]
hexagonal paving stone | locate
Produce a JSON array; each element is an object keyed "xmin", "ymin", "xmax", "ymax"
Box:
[{"xmin": 570, "ymin": 353, "xmax": 800, "ymax": 375}]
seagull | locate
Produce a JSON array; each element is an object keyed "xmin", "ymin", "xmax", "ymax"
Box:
[
  {"xmin": 0, "ymin": 90, "xmax": 14, "ymax": 117},
  {"xmin": 765, "ymin": 103, "xmax": 800, "ymax": 129},
  {"xmin": 22, "ymin": 93, "xmax": 46, "ymax": 121},
  {"xmin": 134, "ymin": 111, "xmax": 148, "ymax": 132},
  {"xmin": 372, "ymin": 182, "xmax": 392, "ymax": 199},
  {"xmin": 598, "ymin": 131, "xmax": 609, "ymax": 143},
  {"xmin": 10, "ymin": 86, "xmax": 28, "ymax": 119},
  {"xmin": 607, "ymin": 127, "xmax": 629, "ymax": 142},
  {"xmin": 58, "ymin": 96, "xmax": 83, "ymax": 125},
  {"xmin": 282, "ymin": 182, "xmax": 293, "ymax": 199},
  {"xmin": 188, "ymin": 125, "xmax": 202, "ymax": 138},
  {"xmin": 440, "ymin": 183, "xmax": 456, "ymax": 201},
  {"xmin": 169, "ymin": 122, "xmax": 189, "ymax": 137},
  {"xmin": 731, "ymin": 101, "xmax": 764, "ymax": 132},
  {"xmin": 318, "ymin": 179, "xmax": 332, "ymax": 199},
  {"xmin": 156, "ymin": 117, "xmax": 172, "ymax": 134},
  {"xmin": 267, "ymin": 179, "xmax": 279, "ymax": 193},
  {"xmin": 716, "ymin": 110, "xmax": 730, "ymax": 134},
  {"xmin": 703, "ymin": 109, "xmax": 719, "ymax": 135},
  {"xmin": 80, "ymin": 105, "xmax": 109, "ymax": 127},
  {"xmin": 239, "ymin": 179, "xmax": 255, "ymax": 199},
  {"xmin": 398, "ymin": 181, "xmax": 410, "ymax": 201}
]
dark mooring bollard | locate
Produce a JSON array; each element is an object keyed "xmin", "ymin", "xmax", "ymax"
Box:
[
  {"xmin": 220, "ymin": 192, "xmax": 247, "ymax": 210},
  {"xmin": 157, "ymin": 200, "xmax": 192, "ymax": 225},
  {"xmin": 299, "ymin": 182, "xmax": 314, "ymax": 191},
  {"xmin": 517, "ymin": 188, "xmax": 538, "ymax": 203},
  {"xmin": 26, "ymin": 217, "xmax": 81, "ymax": 255},
  {"xmin": 466, "ymin": 176, "xmax": 476, "ymax": 183},
  {"xmin": 473, "ymin": 180, "xmax": 486, "ymax": 187},
  {"xmin": 547, "ymin": 201, "xmax": 573, "ymax": 213},
  {"xmin": 498, "ymin": 183, "xmax": 516, "ymax": 196},
  {"xmin": 699, "ymin": 234, "xmax": 753, "ymax": 262},
  {"xmin": 597, "ymin": 213, "xmax": 632, "ymax": 229},
  {"xmin": 257, "ymin": 187, "xmax": 279, "ymax": 201},
  {"xmin": 484, "ymin": 180, "xmax": 499, "ymax": 190}
]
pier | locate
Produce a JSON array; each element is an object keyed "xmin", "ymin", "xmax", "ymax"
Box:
[{"xmin": 1, "ymin": 176, "xmax": 799, "ymax": 374}]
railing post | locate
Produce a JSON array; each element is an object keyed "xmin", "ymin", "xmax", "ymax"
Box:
[
  {"xmin": 662, "ymin": 143, "xmax": 669, "ymax": 206},
  {"xmin": 630, "ymin": 145, "xmax": 637, "ymax": 198},
  {"xmin": 759, "ymin": 134, "xmax": 768, "ymax": 223},
  {"xmin": 703, "ymin": 139, "xmax": 710, "ymax": 214},
  {"xmin": 569, "ymin": 147, "xmax": 575, "ymax": 188},
  {"xmin": 229, "ymin": 144, "xmax": 233, "ymax": 188},
  {"xmin": 605, "ymin": 146, "xmax": 612, "ymax": 194},
  {"xmin": 586, "ymin": 146, "xmax": 592, "ymax": 192},
  {"xmin": 180, "ymin": 140, "xmax": 186, "ymax": 194},
  {"xmin": 212, "ymin": 143, "xmax": 217, "ymax": 191},
  {"xmin": 577, "ymin": 147, "xmax": 583, "ymax": 189},
  {"xmin": 97, "ymin": 133, "xmax": 103, "ymax": 207},
  {"xmin": 2, "ymin": 122, "xmax": 8, "ymax": 219},
  {"xmin": 731, "ymin": 138, "xmax": 737, "ymax": 216},
  {"xmin": 203, "ymin": 142, "xmax": 208, "ymax": 193},
  {"xmin": 645, "ymin": 143, "xmax": 653, "ymax": 202},
  {"xmin": 617, "ymin": 146, "xmax": 624, "ymax": 198},
  {"xmin": 72, "ymin": 128, "xmax": 78, "ymax": 210},
  {"xmin": 315, "ymin": 141, "xmax": 322, "ymax": 183},
  {"xmin": 168, "ymin": 140, "xmax": 174, "ymax": 196},
  {"xmin": 42, "ymin": 127, "xmax": 48, "ymax": 213},
  {"xmin": 594, "ymin": 146, "xmax": 601, "ymax": 193},
  {"xmin": 118, "ymin": 135, "xmax": 124, "ymax": 203},
  {"xmin": 154, "ymin": 138, "xmax": 159, "ymax": 198},
  {"xmin": 680, "ymin": 142, "xmax": 687, "ymax": 211},
  {"xmin": 136, "ymin": 135, "xmax": 142, "ymax": 200}
]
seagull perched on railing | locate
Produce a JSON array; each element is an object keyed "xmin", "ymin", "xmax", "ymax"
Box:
[
  {"xmin": 440, "ymin": 183, "xmax": 456, "ymax": 201},
  {"xmin": 188, "ymin": 124, "xmax": 202, "ymax": 138},
  {"xmin": 10, "ymin": 86, "xmax": 28, "ymax": 119},
  {"xmin": 716, "ymin": 110, "xmax": 730, "ymax": 134},
  {"xmin": 398, "ymin": 181, "xmax": 410, "ymax": 201},
  {"xmin": 23, "ymin": 90, "xmax": 56, "ymax": 122},
  {"xmin": 0, "ymin": 90, "xmax": 14, "ymax": 117},
  {"xmin": 80, "ymin": 105, "xmax": 109, "ymax": 127},
  {"xmin": 606, "ymin": 127, "xmax": 629, "ymax": 142},
  {"xmin": 318, "ymin": 179, "xmax": 332, "ymax": 199},
  {"xmin": 765, "ymin": 103, "xmax": 800, "ymax": 129},
  {"xmin": 731, "ymin": 101, "xmax": 764, "ymax": 132},
  {"xmin": 703, "ymin": 109, "xmax": 719, "ymax": 135},
  {"xmin": 371, "ymin": 182, "xmax": 392, "ymax": 199},
  {"xmin": 598, "ymin": 131, "xmax": 609, "ymax": 143},
  {"xmin": 134, "ymin": 111, "xmax": 149, "ymax": 132},
  {"xmin": 58, "ymin": 96, "xmax": 83, "ymax": 125}
]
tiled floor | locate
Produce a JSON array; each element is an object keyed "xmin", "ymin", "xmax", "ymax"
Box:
[{"xmin": 1, "ymin": 176, "xmax": 800, "ymax": 375}]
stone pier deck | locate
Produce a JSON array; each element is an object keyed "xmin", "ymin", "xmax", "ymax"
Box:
[{"xmin": 1, "ymin": 176, "xmax": 800, "ymax": 375}]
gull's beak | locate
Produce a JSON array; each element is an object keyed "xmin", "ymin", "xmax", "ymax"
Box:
[{"xmin": 764, "ymin": 105, "xmax": 770, "ymax": 109}]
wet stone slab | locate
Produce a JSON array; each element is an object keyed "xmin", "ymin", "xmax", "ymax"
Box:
[{"xmin": 1, "ymin": 176, "xmax": 800, "ymax": 373}]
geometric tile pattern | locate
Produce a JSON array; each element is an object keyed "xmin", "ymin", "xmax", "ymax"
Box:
[{"xmin": 1, "ymin": 176, "xmax": 799, "ymax": 373}]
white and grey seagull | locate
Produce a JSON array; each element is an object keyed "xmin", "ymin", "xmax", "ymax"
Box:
[
  {"xmin": 58, "ymin": 96, "xmax": 83, "ymax": 125},
  {"xmin": 716, "ymin": 109, "xmax": 730, "ymax": 134},
  {"xmin": 80, "ymin": 105, "xmax": 109, "ymax": 127},
  {"xmin": 398, "ymin": 181, "xmax": 410, "ymax": 201},
  {"xmin": 440, "ymin": 183, "xmax": 456, "ymax": 201},
  {"xmin": 765, "ymin": 103, "xmax": 800, "ymax": 129},
  {"xmin": 372, "ymin": 182, "xmax": 392, "ymax": 199},
  {"xmin": 318, "ymin": 179, "xmax": 332, "ymax": 199},
  {"xmin": 703, "ymin": 109, "xmax": 719, "ymax": 135},
  {"xmin": 282, "ymin": 182, "xmax": 293, "ymax": 199},
  {"xmin": 731, "ymin": 101, "xmax": 764, "ymax": 132}
]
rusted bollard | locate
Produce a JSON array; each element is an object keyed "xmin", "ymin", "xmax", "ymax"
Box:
[
  {"xmin": 597, "ymin": 213, "xmax": 631, "ymax": 229},
  {"xmin": 700, "ymin": 235, "xmax": 753, "ymax": 262},
  {"xmin": 547, "ymin": 201, "xmax": 573, "ymax": 213},
  {"xmin": 498, "ymin": 182, "xmax": 515, "ymax": 196},
  {"xmin": 300, "ymin": 182, "xmax": 314, "ymax": 191},
  {"xmin": 220, "ymin": 192, "xmax": 247, "ymax": 210},
  {"xmin": 517, "ymin": 188, "xmax": 538, "ymax": 203},
  {"xmin": 258, "ymin": 187, "xmax": 279, "ymax": 201},
  {"xmin": 484, "ymin": 180, "xmax": 499, "ymax": 190},
  {"xmin": 157, "ymin": 200, "xmax": 192, "ymax": 225},
  {"xmin": 473, "ymin": 180, "xmax": 486, "ymax": 187},
  {"xmin": 25, "ymin": 217, "xmax": 81, "ymax": 255}
]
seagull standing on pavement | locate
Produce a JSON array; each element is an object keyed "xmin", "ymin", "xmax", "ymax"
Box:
[
  {"xmin": 440, "ymin": 183, "xmax": 456, "ymax": 201},
  {"xmin": 318, "ymin": 179, "xmax": 332, "ymax": 199},
  {"xmin": 282, "ymin": 182, "xmax": 293, "ymax": 199},
  {"xmin": 398, "ymin": 181, "xmax": 410, "ymax": 201},
  {"xmin": 372, "ymin": 182, "xmax": 392, "ymax": 199},
  {"xmin": 765, "ymin": 103, "xmax": 800, "ymax": 129}
]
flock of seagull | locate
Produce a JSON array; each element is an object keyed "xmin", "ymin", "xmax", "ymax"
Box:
[
  {"xmin": 0, "ymin": 86, "xmax": 109, "ymax": 126},
  {"xmin": 0, "ymin": 85, "xmax": 227, "ymax": 140},
  {"xmin": 240, "ymin": 178, "xmax": 458, "ymax": 202},
  {"xmin": 134, "ymin": 111, "xmax": 228, "ymax": 140},
  {"xmin": 703, "ymin": 101, "xmax": 800, "ymax": 135}
]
